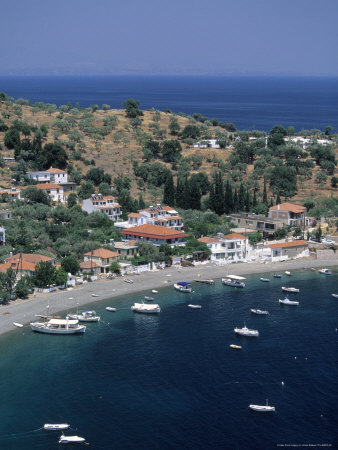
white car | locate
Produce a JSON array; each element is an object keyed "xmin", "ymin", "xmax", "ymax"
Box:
[{"xmin": 322, "ymin": 239, "xmax": 336, "ymax": 245}]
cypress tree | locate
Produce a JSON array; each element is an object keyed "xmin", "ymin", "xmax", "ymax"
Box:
[
  {"xmin": 224, "ymin": 180, "xmax": 233, "ymax": 214},
  {"xmin": 163, "ymin": 173, "xmax": 175, "ymax": 206},
  {"xmin": 214, "ymin": 172, "xmax": 224, "ymax": 215},
  {"xmin": 233, "ymin": 189, "xmax": 238, "ymax": 213},
  {"xmin": 276, "ymin": 191, "xmax": 281, "ymax": 206},
  {"xmin": 245, "ymin": 190, "xmax": 251, "ymax": 212},
  {"xmin": 262, "ymin": 179, "xmax": 268, "ymax": 205},
  {"xmin": 138, "ymin": 194, "xmax": 145, "ymax": 209},
  {"xmin": 253, "ymin": 190, "xmax": 257, "ymax": 207},
  {"xmin": 238, "ymin": 183, "xmax": 246, "ymax": 212},
  {"xmin": 189, "ymin": 177, "xmax": 202, "ymax": 210}
]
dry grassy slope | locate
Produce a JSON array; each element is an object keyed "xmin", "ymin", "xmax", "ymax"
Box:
[{"xmin": 0, "ymin": 104, "xmax": 337, "ymax": 204}]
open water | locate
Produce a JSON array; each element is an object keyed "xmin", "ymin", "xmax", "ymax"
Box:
[
  {"xmin": 0, "ymin": 269, "xmax": 336, "ymax": 449},
  {"xmin": 0, "ymin": 76, "xmax": 337, "ymax": 132}
]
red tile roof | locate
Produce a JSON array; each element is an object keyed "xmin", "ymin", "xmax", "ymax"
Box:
[
  {"xmin": 198, "ymin": 237, "xmax": 219, "ymax": 243},
  {"xmin": 270, "ymin": 203, "xmax": 306, "ymax": 214},
  {"xmin": 80, "ymin": 261, "xmax": 100, "ymax": 269},
  {"xmin": 36, "ymin": 183, "xmax": 62, "ymax": 190},
  {"xmin": 269, "ymin": 240, "xmax": 308, "ymax": 249},
  {"xmin": 122, "ymin": 224, "xmax": 187, "ymax": 240},
  {"xmin": 0, "ymin": 261, "xmax": 37, "ymax": 272},
  {"xmin": 5, "ymin": 253, "xmax": 54, "ymax": 264},
  {"xmin": 128, "ymin": 213, "xmax": 141, "ymax": 218},
  {"xmin": 46, "ymin": 168, "xmax": 67, "ymax": 173},
  {"xmin": 84, "ymin": 248, "xmax": 119, "ymax": 258},
  {"xmin": 223, "ymin": 233, "xmax": 246, "ymax": 240}
]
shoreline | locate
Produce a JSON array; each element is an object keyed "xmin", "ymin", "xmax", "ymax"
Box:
[{"xmin": 1, "ymin": 258, "xmax": 337, "ymax": 337}]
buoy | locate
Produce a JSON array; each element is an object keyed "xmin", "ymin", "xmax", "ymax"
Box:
[{"xmin": 281, "ymin": 381, "xmax": 284, "ymax": 386}]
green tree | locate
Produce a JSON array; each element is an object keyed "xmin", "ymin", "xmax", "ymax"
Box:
[
  {"xmin": 34, "ymin": 262, "xmax": 57, "ymax": 288},
  {"xmin": 61, "ymin": 256, "xmax": 80, "ymax": 275},
  {"xmin": 161, "ymin": 140, "xmax": 182, "ymax": 162},
  {"xmin": 86, "ymin": 167, "xmax": 111, "ymax": 186},
  {"xmin": 15, "ymin": 275, "xmax": 33, "ymax": 299},
  {"xmin": 67, "ymin": 193, "xmax": 78, "ymax": 207},
  {"xmin": 109, "ymin": 261, "xmax": 121, "ymax": 273},
  {"xmin": 181, "ymin": 124, "xmax": 200, "ymax": 140},
  {"xmin": 4, "ymin": 128, "xmax": 21, "ymax": 149},
  {"xmin": 122, "ymin": 98, "xmax": 143, "ymax": 118},
  {"xmin": 55, "ymin": 268, "xmax": 68, "ymax": 287},
  {"xmin": 23, "ymin": 186, "xmax": 50, "ymax": 205},
  {"xmin": 163, "ymin": 173, "xmax": 175, "ymax": 206},
  {"xmin": 169, "ymin": 116, "xmax": 180, "ymax": 135}
]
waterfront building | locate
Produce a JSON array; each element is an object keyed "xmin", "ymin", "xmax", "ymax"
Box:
[
  {"xmin": 268, "ymin": 240, "xmax": 309, "ymax": 261},
  {"xmin": 115, "ymin": 204, "xmax": 183, "ymax": 230},
  {"xmin": 83, "ymin": 248, "xmax": 119, "ymax": 273},
  {"xmin": 228, "ymin": 213, "xmax": 285, "ymax": 237},
  {"xmin": 269, "ymin": 203, "xmax": 306, "ymax": 227},
  {"xmin": 121, "ymin": 224, "xmax": 188, "ymax": 247}
]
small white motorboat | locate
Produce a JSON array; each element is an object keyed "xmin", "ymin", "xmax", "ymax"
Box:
[
  {"xmin": 124, "ymin": 278, "xmax": 133, "ymax": 284},
  {"xmin": 151, "ymin": 290, "xmax": 158, "ymax": 294},
  {"xmin": 250, "ymin": 309, "xmax": 269, "ymax": 315},
  {"xmin": 222, "ymin": 275, "xmax": 246, "ymax": 288},
  {"xmin": 131, "ymin": 302, "xmax": 161, "ymax": 313},
  {"xmin": 44, "ymin": 424, "xmax": 70, "ymax": 431},
  {"xmin": 234, "ymin": 325, "xmax": 259, "ymax": 337},
  {"xmin": 249, "ymin": 399, "xmax": 275, "ymax": 412},
  {"xmin": 13, "ymin": 322, "xmax": 23, "ymax": 328},
  {"xmin": 58, "ymin": 434, "xmax": 85, "ymax": 444},
  {"xmin": 230, "ymin": 344, "xmax": 242, "ymax": 349},
  {"xmin": 174, "ymin": 282, "xmax": 192, "ymax": 293},
  {"xmin": 318, "ymin": 268, "xmax": 332, "ymax": 274},
  {"xmin": 279, "ymin": 297, "xmax": 299, "ymax": 305},
  {"xmin": 282, "ymin": 286, "xmax": 300, "ymax": 293},
  {"xmin": 106, "ymin": 307, "xmax": 116, "ymax": 312},
  {"xmin": 144, "ymin": 296, "xmax": 154, "ymax": 301},
  {"xmin": 188, "ymin": 304, "xmax": 202, "ymax": 309},
  {"xmin": 285, "ymin": 271, "xmax": 291, "ymax": 276},
  {"xmin": 91, "ymin": 293, "xmax": 99, "ymax": 297},
  {"xmin": 332, "ymin": 293, "xmax": 338, "ymax": 298},
  {"xmin": 260, "ymin": 277, "xmax": 270, "ymax": 282},
  {"xmin": 273, "ymin": 274, "xmax": 282, "ymax": 278},
  {"xmin": 67, "ymin": 311, "xmax": 100, "ymax": 322}
]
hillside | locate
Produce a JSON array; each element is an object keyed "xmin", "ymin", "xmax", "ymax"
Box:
[{"xmin": 0, "ymin": 96, "xmax": 337, "ymax": 208}]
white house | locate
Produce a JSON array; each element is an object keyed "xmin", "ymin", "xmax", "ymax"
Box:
[
  {"xmin": 36, "ymin": 183, "xmax": 65, "ymax": 203},
  {"xmin": 115, "ymin": 204, "xmax": 183, "ymax": 230},
  {"xmin": 121, "ymin": 224, "xmax": 188, "ymax": 247},
  {"xmin": 198, "ymin": 233, "xmax": 253, "ymax": 262},
  {"xmin": 268, "ymin": 240, "xmax": 309, "ymax": 261},
  {"xmin": 0, "ymin": 188, "xmax": 21, "ymax": 201},
  {"xmin": 269, "ymin": 203, "xmax": 306, "ymax": 227},
  {"xmin": 26, "ymin": 167, "xmax": 68, "ymax": 184},
  {"xmin": 82, "ymin": 194, "xmax": 122, "ymax": 222}
]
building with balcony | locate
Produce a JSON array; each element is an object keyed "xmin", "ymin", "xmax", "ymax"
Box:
[
  {"xmin": 121, "ymin": 224, "xmax": 188, "ymax": 247},
  {"xmin": 269, "ymin": 203, "xmax": 306, "ymax": 227},
  {"xmin": 228, "ymin": 213, "xmax": 285, "ymax": 237},
  {"xmin": 83, "ymin": 248, "xmax": 119, "ymax": 273},
  {"xmin": 115, "ymin": 204, "xmax": 183, "ymax": 230},
  {"xmin": 26, "ymin": 167, "xmax": 68, "ymax": 184},
  {"xmin": 198, "ymin": 233, "xmax": 252, "ymax": 262},
  {"xmin": 35, "ymin": 183, "xmax": 65, "ymax": 203},
  {"xmin": 0, "ymin": 188, "xmax": 21, "ymax": 201},
  {"xmin": 82, "ymin": 194, "xmax": 122, "ymax": 222}
]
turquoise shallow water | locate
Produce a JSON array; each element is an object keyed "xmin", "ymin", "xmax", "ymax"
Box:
[{"xmin": 0, "ymin": 268, "xmax": 337, "ymax": 449}]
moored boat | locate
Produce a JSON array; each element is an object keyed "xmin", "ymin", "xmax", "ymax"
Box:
[
  {"xmin": 131, "ymin": 302, "xmax": 161, "ymax": 313},
  {"xmin": 332, "ymin": 293, "xmax": 338, "ymax": 298},
  {"xmin": 234, "ymin": 324, "xmax": 259, "ymax": 337},
  {"xmin": 279, "ymin": 297, "xmax": 299, "ymax": 305},
  {"xmin": 222, "ymin": 275, "xmax": 246, "ymax": 288},
  {"xmin": 260, "ymin": 277, "xmax": 270, "ymax": 282},
  {"xmin": 58, "ymin": 434, "xmax": 85, "ymax": 444},
  {"xmin": 30, "ymin": 318, "xmax": 86, "ymax": 334},
  {"xmin": 249, "ymin": 399, "xmax": 275, "ymax": 412},
  {"xmin": 124, "ymin": 278, "xmax": 133, "ymax": 283},
  {"xmin": 144, "ymin": 296, "xmax": 154, "ymax": 301},
  {"xmin": 250, "ymin": 309, "xmax": 269, "ymax": 315},
  {"xmin": 285, "ymin": 271, "xmax": 291, "ymax": 276},
  {"xmin": 188, "ymin": 304, "xmax": 202, "ymax": 309},
  {"xmin": 282, "ymin": 286, "xmax": 299, "ymax": 293},
  {"xmin": 151, "ymin": 290, "xmax": 158, "ymax": 294},
  {"xmin": 106, "ymin": 307, "xmax": 116, "ymax": 312},
  {"xmin": 273, "ymin": 274, "xmax": 282, "ymax": 278},
  {"xmin": 194, "ymin": 279, "xmax": 214, "ymax": 284},
  {"xmin": 91, "ymin": 293, "xmax": 99, "ymax": 297},
  {"xmin": 318, "ymin": 268, "xmax": 332, "ymax": 274},
  {"xmin": 67, "ymin": 310, "xmax": 100, "ymax": 322},
  {"xmin": 174, "ymin": 282, "xmax": 192, "ymax": 293},
  {"xmin": 230, "ymin": 344, "xmax": 242, "ymax": 349},
  {"xmin": 13, "ymin": 322, "xmax": 23, "ymax": 328},
  {"xmin": 44, "ymin": 424, "xmax": 70, "ymax": 431}
]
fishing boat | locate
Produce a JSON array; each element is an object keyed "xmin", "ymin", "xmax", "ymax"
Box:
[
  {"xmin": 59, "ymin": 434, "xmax": 85, "ymax": 444},
  {"xmin": 282, "ymin": 286, "xmax": 299, "ymax": 293},
  {"xmin": 67, "ymin": 310, "xmax": 100, "ymax": 322},
  {"xmin": 30, "ymin": 318, "xmax": 86, "ymax": 334},
  {"xmin": 131, "ymin": 302, "xmax": 161, "ymax": 314},
  {"xmin": 285, "ymin": 271, "xmax": 291, "ymax": 276},
  {"xmin": 318, "ymin": 268, "xmax": 332, "ymax": 274},
  {"xmin": 13, "ymin": 322, "xmax": 23, "ymax": 328},
  {"xmin": 194, "ymin": 279, "xmax": 214, "ymax": 284},
  {"xmin": 188, "ymin": 304, "xmax": 202, "ymax": 309},
  {"xmin": 222, "ymin": 275, "xmax": 246, "ymax": 288},
  {"xmin": 144, "ymin": 296, "xmax": 154, "ymax": 301},
  {"xmin": 249, "ymin": 399, "xmax": 275, "ymax": 412},
  {"xmin": 332, "ymin": 293, "xmax": 338, "ymax": 298},
  {"xmin": 260, "ymin": 277, "xmax": 270, "ymax": 282},
  {"xmin": 44, "ymin": 424, "xmax": 70, "ymax": 431},
  {"xmin": 273, "ymin": 274, "xmax": 282, "ymax": 278},
  {"xmin": 106, "ymin": 307, "xmax": 116, "ymax": 312},
  {"xmin": 250, "ymin": 309, "xmax": 269, "ymax": 315},
  {"xmin": 234, "ymin": 324, "xmax": 259, "ymax": 337},
  {"xmin": 174, "ymin": 282, "xmax": 192, "ymax": 293},
  {"xmin": 229, "ymin": 344, "xmax": 242, "ymax": 349},
  {"xmin": 279, "ymin": 297, "xmax": 299, "ymax": 305}
]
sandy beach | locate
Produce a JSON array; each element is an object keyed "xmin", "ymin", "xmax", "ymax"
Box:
[{"xmin": 1, "ymin": 258, "xmax": 337, "ymax": 337}]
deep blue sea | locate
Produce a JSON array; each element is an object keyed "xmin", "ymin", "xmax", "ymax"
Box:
[
  {"xmin": 0, "ymin": 269, "xmax": 337, "ymax": 450},
  {"xmin": 0, "ymin": 76, "xmax": 337, "ymax": 132}
]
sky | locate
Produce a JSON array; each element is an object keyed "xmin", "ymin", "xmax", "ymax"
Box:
[{"xmin": 0, "ymin": 0, "xmax": 337, "ymax": 76}]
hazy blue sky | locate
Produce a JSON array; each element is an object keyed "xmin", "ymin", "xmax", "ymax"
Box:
[{"xmin": 1, "ymin": 0, "xmax": 337, "ymax": 76}]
